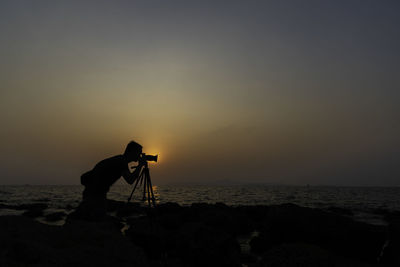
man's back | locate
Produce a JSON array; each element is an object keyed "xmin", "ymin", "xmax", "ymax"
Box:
[{"xmin": 83, "ymin": 155, "xmax": 128, "ymax": 192}]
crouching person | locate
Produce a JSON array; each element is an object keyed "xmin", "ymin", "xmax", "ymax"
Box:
[{"xmin": 70, "ymin": 141, "xmax": 145, "ymax": 221}]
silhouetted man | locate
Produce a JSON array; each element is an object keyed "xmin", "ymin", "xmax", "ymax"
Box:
[{"xmin": 74, "ymin": 141, "xmax": 144, "ymax": 220}]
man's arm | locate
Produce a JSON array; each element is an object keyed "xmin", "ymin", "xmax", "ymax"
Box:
[{"xmin": 122, "ymin": 163, "xmax": 143, "ymax": 184}]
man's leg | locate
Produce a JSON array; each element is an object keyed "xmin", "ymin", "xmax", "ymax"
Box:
[{"xmin": 72, "ymin": 186, "xmax": 107, "ymax": 221}]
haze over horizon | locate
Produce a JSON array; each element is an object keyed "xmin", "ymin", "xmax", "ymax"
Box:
[{"xmin": 1, "ymin": 1, "xmax": 399, "ymax": 186}]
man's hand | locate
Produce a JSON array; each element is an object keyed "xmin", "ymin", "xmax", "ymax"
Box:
[
  {"xmin": 123, "ymin": 162, "xmax": 143, "ymax": 184},
  {"xmin": 138, "ymin": 154, "xmax": 147, "ymax": 166}
]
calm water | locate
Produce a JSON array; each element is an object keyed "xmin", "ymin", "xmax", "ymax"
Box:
[{"xmin": 0, "ymin": 185, "xmax": 399, "ymax": 224}]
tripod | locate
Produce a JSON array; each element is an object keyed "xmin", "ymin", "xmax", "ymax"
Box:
[{"xmin": 127, "ymin": 161, "xmax": 156, "ymax": 207}]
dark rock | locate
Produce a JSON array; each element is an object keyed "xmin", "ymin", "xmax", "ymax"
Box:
[
  {"xmin": 9, "ymin": 200, "xmax": 391, "ymax": 266},
  {"xmin": 0, "ymin": 215, "xmax": 150, "ymax": 266},
  {"xmin": 326, "ymin": 206, "xmax": 354, "ymax": 216},
  {"xmin": 380, "ymin": 216, "xmax": 400, "ymax": 265},
  {"xmin": 259, "ymin": 243, "xmax": 335, "ymax": 267},
  {"xmin": 157, "ymin": 211, "xmax": 185, "ymax": 231},
  {"xmin": 65, "ymin": 204, "xmax": 74, "ymax": 210},
  {"xmin": 106, "ymin": 199, "xmax": 125, "ymax": 212},
  {"xmin": 2, "ymin": 202, "xmax": 48, "ymax": 219},
  {"xmin": 36, "ymin": 197, "xmax": 51, "ymax": 202},
  {"xmin": 384, "ymin": 210, "xmax": 400, "ymax": 223},
  {"xmin": 250, "ymin": 203, "xmax": 386, "ymax": 264},
  {"xmin": 18, "ymin": 203, "xmax": 48, "ymax": 211},
  {"xmin": 372, "ymin": 208, "xmax": 391, "ymax": 216},
  {"xmin": 250, "ymin": 231, "xmax": 277, "ymax": 254},
  {"xmin": 106, "ymin": 199, "xmax": 145, "ymax": 217},
  {"xmin": 22, "ymin": 209, "xmax": 44, "ymax": 218},
  {"xmin": 172, "ymin": 222, "xmax": 241, "ymax": 267},
  {"xmin": 6, "ymin": 240, "xmax": 43, "ymax": 264},
  {"xmin": 126, "ymin": 216, "xmax": 166, "ymax": 259},
  {"xmin": 19, "ymin": 203, "xmax": 48, "ymax": 218},
  {"xmin": 187, "ymin": 202, "xmax": 253, "ymax": 236},
  {"xmin": 0, "ymin": 203, "xmax": 9, "ymax": 209},
  {"xmin": 0, "ymin": 203, "xmax": 48, "ymax": 211},
  {"xmin": 156, "ymin": 202, "xmax": 183, "ymax": 215},
  {"xmin": 45, "ymin": 211, "xmax": 67, "ymax": 222},
  {"xmin": 125, "ymin": 204, "xmax": 242, "ymax": 266},
  {"xmin": 237, "ymin": 205, "xmax": 269, "ymax": 222},
  {"xmin": 240, "ymin": 252, "xmax": 258, "ymax": 266},
  {"xmin": 116, "ymin": 203, "xmax": 144, "ymax": 217}
]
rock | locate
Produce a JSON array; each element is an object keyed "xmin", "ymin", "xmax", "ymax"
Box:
[
  {"xmin": 260, "ymin": 243, "xmax": 335, "ymax": 267},
  {"xmin": 188, "ymin": 203, "xmax": 254, "ymax": 236},
  {"xmin": 105, "ymin": 199, "xmax": 146, "ymax": 218},
  {"xmin": 65, "ymin": 204, "xmax": 75, "ymax": 210},
  {"xmin": 125, "ymin": 203, "xmax": 242, "ymax": 266},
  {"xmin": 236, "ymin": 205, "xmax": 269, "ymax": 230},
  {"xmin": 0, "ymin": 203, "xmax": 10, "ymax": 209},
  {"xmin": 250, "ymin": 231, "xmax": 277, "ymax": 254},
  {"xmin": 45, "ymin": 211, "xmax": 67, "ymax": 222},
  {"xmin": 18, "ymin": 203, "xmax": 48, "ymax": 211},
  {"xmin": 250, "ymin": 203, "xmax": 387, "ymax": 264},
  {"xmin": 117, "ymin": 203, "xmax": 144, "ymax": 217},
  {"xmin": 0, "ymin": 203, "xmax": 48, "ymax": 211},
  {"xmin": 36, "ymin": 197, "xmax": 51, "ymax": 202},
  {"xmin": 19, "ymin": 203, "xmax": 48, "ymax": 218},
  {"xmin": 326, "ymin": 206, "xmax": 354, "ymax": 216},
  {"xmin": 127, "ymin": 216, "xmax": 172, "ymax": 261},
  {"xmin": 4, "ymin": 201, "xmax": 394, "ymax": 266},
  {"xmin": 0, "ymin": 215, "xmax": 150, "ymax": 266},
  {"xmin": 22, "ymin": 209, "xmax": 44, "ymax": 218},
  {"xmin": 380, "ymin": 215, "xmax": 400, "ymax": 265},
  {"xmin": 157, "ymin": 204, "xmax": 193, "ymax": 228},
  {"xmin": 171, "ymin": 222, "xmax": 241, "ymax": 267},
  {"xmin": 106, "ymin": 199, "xmax": 126, "ymax": 212}
]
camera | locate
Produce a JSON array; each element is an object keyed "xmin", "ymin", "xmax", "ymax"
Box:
[{"xmin": 141, "ymin": 153, "xmax": 158, "ymax": 162}]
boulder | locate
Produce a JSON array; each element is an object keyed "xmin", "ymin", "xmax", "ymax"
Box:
[
  {"xmin": 250, "ymin": 203, "xmax": 387, "ymax": 264},
  {"xmin": 0, "ymin": 215, "xmax": 149, "ymax": 266},
  {"xmin": 125, "ymin": 203, "xmax": 242, "ymax": 266},
  {"xmin": 380, "ymin": 215, "xmax": 400, "ymax": 265},
  {"xmin": 260, "ymin": 243, "xmax": 335, "ymax": 267},
  {"xmin": 45, "ymin": 211, "xmax": 67, "ymax": 222},
  {"xmin": 173, "ymin": 222, "xmax": 241, "ymax": 267}
]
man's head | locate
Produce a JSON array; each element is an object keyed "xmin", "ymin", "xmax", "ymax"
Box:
[{"xmin": 124, "ymin": 141, "xmax": 143, "ymax": 162}]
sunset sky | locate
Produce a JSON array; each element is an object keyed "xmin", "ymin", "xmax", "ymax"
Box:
[{"xmin": 1, "ymin": 1, "xmax": 399, "ymax": 186}]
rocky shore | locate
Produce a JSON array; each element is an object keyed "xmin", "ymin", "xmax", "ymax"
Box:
[{"xmin": 1, "ymin": 201, "xmax": 399, "ymax": 266}]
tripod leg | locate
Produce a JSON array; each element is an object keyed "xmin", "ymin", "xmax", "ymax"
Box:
[
  {"xmin": 142, "ymin": 173, "xmax": 147, "ymax": 201},
  {"xmin": 139, "ymin": 173, "xmax": 144, "ymax": 187},
  {"xmin": 146, "ymin": 169, "xmax": 156, "ymax": 207},
  {"xmin": 147, "ymin": 172, "xmax": 156, "ymax": 206},
  {"xmin": 146, "ymin": 176, "xmax": 151, "ymax": 206},
  {"xmin": 127, "ymin": 173, "xmax": 142, "ymax": 202}
]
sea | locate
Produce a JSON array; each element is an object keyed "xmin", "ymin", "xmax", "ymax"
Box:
[{"xmin": 0, "ymin": 185, "xmax": 399, "ymax": 225}]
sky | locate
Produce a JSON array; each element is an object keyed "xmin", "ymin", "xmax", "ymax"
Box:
[{"xmin": 1, "ymin": 1, "xmax": 399, "ymax": 186}]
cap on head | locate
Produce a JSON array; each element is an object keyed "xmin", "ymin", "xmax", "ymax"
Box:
[{"xmin": 124, "ymin": 140, "xmax": 142, "ymax": 159}]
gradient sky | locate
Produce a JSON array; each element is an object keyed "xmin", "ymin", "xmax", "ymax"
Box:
[{"xmin": 1, "ymin": 1, "xmax": 399, "ymax": 186}]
